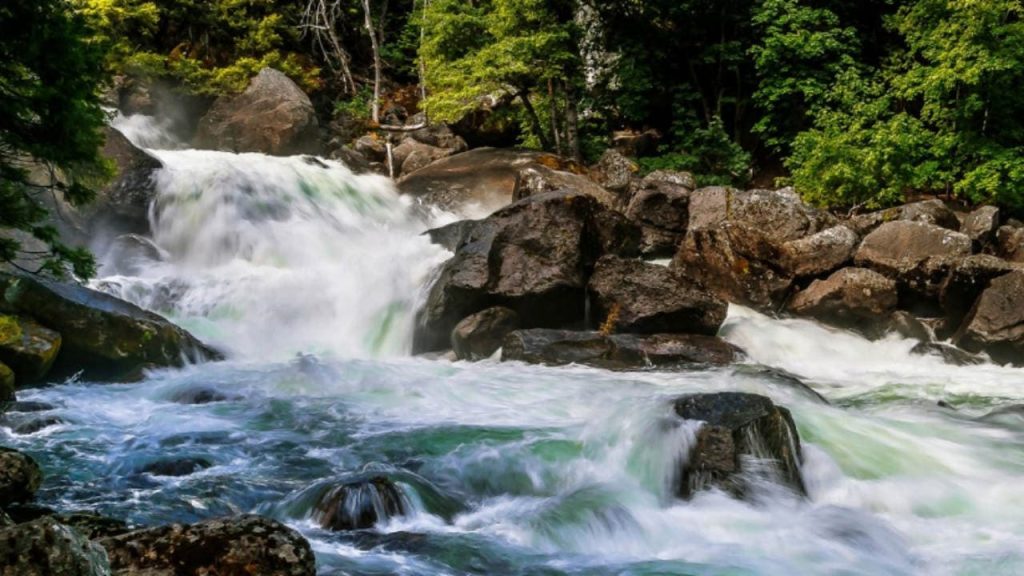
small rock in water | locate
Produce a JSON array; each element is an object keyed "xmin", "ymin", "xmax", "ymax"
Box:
[
  {"xmin": 0, "ymin": 400, "xmax": 58, "ymax": 413},
  {"xmin": 99, "ymin": 514, "xmax": 315, "ymax": 576},
  {"xmin": 673, "ymin": 392, "xmax": 805, "ymax": 499},
  {"xmin": 312, "ymin": 476, "xmax": 408, "ymax": 531},
  {"xmin": 0, "ymin": 517, "xmax": 112, "ymax": 576},
  {"xmin": 2, "ymin": 414, "xmax": 66, "ymax": 434},
  {"xmin": 0, "ymin": 447, "xmax": 43, "ymax": 506},
  {"xmin": 167, "ymin": 386, "xmax": 241, "ymax": 405},
  {"xmin": 138, "ymin": 456, "xmax": 213, "ymax": 477},
  {"xmin": 452, "ymin": 306, "xmax": 519, "ymax": 360}
]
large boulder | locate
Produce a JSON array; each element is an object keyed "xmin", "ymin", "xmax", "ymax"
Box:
[
  {"xmin": 0, "ymin": 272, "xmax": 220, "ymax": 381},
  {"xmin": 624, "ymin": 173, "xmax": 692, "ymax": 257},
  {"xmin": 451, "ymin": 307, "xmax": 520, "ymax": 360},
  {"xmin": 89, "ymin": 127, "xmax": 164, "ymax": 239},
  {"xmin": 779, "ymin": 225, "xmax": 858, "ymax": 279},
  {"xmin": 414, "ymin": 191, "xmax": 637, "ymax": 352},
  {"xmin": 0, "ymin": 517, "xmax": 111, "ymax": 576},
  {"xmin": 897, "ymin": 199, "xmax": 960, "ymax": 230},
  {"xmin": 961, "ymin": 205, "xmax": 1000, "ymax": 249},
  {"xmin": 501, "ymin": 329, "xmax": 740, "ymax": 369},
  {"xmin": 788, "ymin": 268, "xmax": 898, "ymax": 336},
  {"xmin": 939, "ymin": 255, "xmax": 1018, "ymax": 333},
  {"xmin": 98, "ymin": 515, "xmax": 315, "ymax": 576},
  {"xmin": 955, "ymin": 270, "xmax": 1024, "ymax": 364},
  {"xmin": 0, "ymin": 447, "xmax": 42, "ymax": 506},
  {"xmin": 673, "ymin": 392, "xmax": 805, "ymax": 498},
  {"xmin": 854, "ymin": 220, "xmax": 972, "ymax": 309},
  {"xmin": 587, "ymin": 256, "xmax": 726, "ymax": 335},
  {"xmin": 687, "ymin": 187, "xmax": 833, "ymax": 245},
  {"xmin": 0, "ymin": 314, "xmax": 61, "ymax": 383},
  {"xmin": 194, "ymin": 68, "xmax": 320, "ymax": 156},
  {"xmin": 590, "ymin": 149, "xmax": 637, "ymax": 193},
  {"xmin": 673, "ymin": 223, "xmax": 792, "ymax": 311},
  {"xmin": 398, "ymin": 148, "xmax": 612, "ymax": 216}
]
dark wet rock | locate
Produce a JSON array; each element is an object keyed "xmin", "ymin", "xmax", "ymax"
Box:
[
  {"xmin": 398, "ymin": 148, "xmax": 600, "ymax": 215},
  {"xmin": 423, "ymin": 219, "xmax": 478, "ymax": 252},
  {"xmin": 194, "ymin": 68, "xmax": 320, "ymax": 156},
  {"xmin": 0, "ymin": 272, "xmax": 221, "ymax": 381},
  {"xmin": 414, "ymin": 191, "xmax": 635, "ymax": 353},
  {"xmin": 0, "ymin": 362, "xmax": 11, "ymax": 402},
  {"xmin": 854, "ymin": 220, "xmax": 972, "ymax": 308},
  {"xmin": 310, "ymin": 476, "xmax": 408, "ymax": 531},
  {"xmin": 588, "ymin": 256, "xmax": 726, "ymax": 335},
  {"xmin": 624, "ymin": 176, "xmax": 691, "ymax": 257},
  {"xmin": 779, "ymin": 225, "xmax": 858, "ymax": 279},
  {"xmin": 939, "ymin": 255, "xmax": 1017, "ymax": 332},
  {"xmin": 167, "ymin": 386, "xmax": 241, "ymax": 405},
  {"xmin": 994, "ymin": 225, "xmax": 1024, "ymax": 262},
  {"xmin": 673, "ymin": 222, "xmax": 793, "ymax": 311},
  {"xmin": 0, "ymin": 517, "xmax": 111, "ymax": 576},
  {"xmin": 0, "ymin": 401, "xmax": 57, "ymax": 413},
  {"xmin": 2, "ymin": 414, "xmax": 66, "ymax": 435},
  {"xmin": 138, "ymin": 457, "xmax": 213, "ymax": 477},
  {"xmin": 98, "ymin": 514, "xmax": 315, "ymax": 576},
  {"xmin": 961, "ymin": 205, "xmax": 1000, "ymax": 248},
  {"xmin": 501, "ymin": 329, "xmax": 740, "ymax": 369},
  {"xmin": 687, "ymin": 187, "xmax": 833, "ymax": 245},
  {"xmin": 788, "ymin": 268, "xmax": 898, "ymax": 336},
  {"xmin": 673, "ymin": 392, "xmax": 805, "ymax": 498},
  {"xmin": 590, "ymin": 149, "xmax": 637, "ymax": 193},
  {"xmin": 955, "ymin": 270, "xmax": 1024, "ymax": 364},
  {"xmin": 0, "ymin": 314, "xmax": 62, "ymax": 383},
  {"xmin": 886, "ymin": 310, "xmax": 932, "ymax": 342},
  {"xmin": 897, "ymin": 199, "xmax": 960, "ymax": 230},
  {"xmin": 452, "ymin": 307, "xmax": 520, "ymax": 361},
  {"xmin": 0, "ymin": 447, "xmax": 42, "ymax": 506},
  {"xmin": 910, "ymin": 342, "xmax": 984, "ymax": 366},
  {"xmin": 87, "ymin": 127, "xmax": 165, "ymax": 239}
]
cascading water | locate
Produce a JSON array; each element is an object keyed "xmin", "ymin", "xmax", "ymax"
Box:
[{"xmin": 3, "ymin": 117, "xmax": 1024, "ymax": 575}]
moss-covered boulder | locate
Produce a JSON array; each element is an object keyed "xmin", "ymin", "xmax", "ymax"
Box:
[
  {"xmin": 0, "ymin": 314, "xmax": 61, "ymax": 384},
  {"xmin": 0, "ymin": 517, "xmax": 111, "ymax": 576},
  {"xmin": 0, "ymin": 272, "xmax": 221, "ymax": 381},
  {"xmin": 0, "ymin": 446, "xmax": 43, "ymax": 506}
]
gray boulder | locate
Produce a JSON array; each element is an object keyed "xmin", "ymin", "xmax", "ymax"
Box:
[
  {"xmin": 779, "ymin": 225, "xmax": 858, "ymax": 279},
  {"xmin": 688, "ymin": 187, "xmax": 833, "ymax": 245},
  {"xmin": 0, "ymin": 517, "xmax": 111, "ymax": 576},
  {"xmin": 961, "ymin": 205, "xmax": 1000, "ymax": 248},
  {"xmin": 590, "ymin": 149, "xmax": 637, "ymax": 193},
  {"xmin": 194, "ymin": 68, "xmax": 320, "ymax": 156},
  {"xmin": 939, "ymin": 255, "xmax": 1018, "ymax": 332},
  {"xmin": 788, "ymin": 268, "xmax": 898, "ymax": 336},
  {"xmin": 956, "ymin": 270, "xmax": 1024, "ymax": 364}
]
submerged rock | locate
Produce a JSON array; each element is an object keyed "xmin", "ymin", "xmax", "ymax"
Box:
[
  {"xmin": 311, "ymin": 476, "xmax": 408, "ymax": 531},
  {"xmin": 194, "ymin": 68, "xmax": 320, "ymax": 156},
  {"xmin": 0, "ymin": 314, "xmax": 62, "ymax": 383},
  {"xmin": 0, "ymin": 272, "xmax": 221, "ymax": 381},
  {"xmin": 98, "ymin": 514, "xmax": 315, "ymax": 576},
  {"xmin": 452, "ymin": 307, "xmax": 520, "ymax": 360},
  {"xmin": 588, "ymin": 256, "xmax": 726, "ymax": 336},
  {"xmin": 673, "ymin": 392, "xmax": 805, "ymax": 498},
  {"xmin": 167, "ymin": 386, "xmax": 241, "ymax": 405},
  {"xmin": 0, "ymin": 517, "xmax": 111, "ymax": 576},
  {"xmin": 138, "ymin": 456, "xmax": 213, "ymax": 477},
  {"xmin": 0, "ymin": 446, "xmax": 42, "ymax": 506},
  {"xmin": 501, "ymin": 329, "xmax": 739, "ymax": 369},
  {"xmin": 910, "ymin": 342, "xmax": 984, "ymax": 366}
]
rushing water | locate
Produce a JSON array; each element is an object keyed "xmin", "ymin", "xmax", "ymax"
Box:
[{"xmin": 3, "ymin": 118, "xmax": 1024, "ymax": 575}]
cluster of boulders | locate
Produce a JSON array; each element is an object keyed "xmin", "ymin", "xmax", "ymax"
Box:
[
  {"xmin": 403, "ymin": 145, "xmax": 1024, "ymax": 367},
  {"xmin": 0, "ymin": 271, "xmax": 221, "ymax": 400}
]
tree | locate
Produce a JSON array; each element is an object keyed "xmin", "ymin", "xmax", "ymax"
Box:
[{"xmin": 0, "ymin": 0, "xmax": 108, "ymax": 278}]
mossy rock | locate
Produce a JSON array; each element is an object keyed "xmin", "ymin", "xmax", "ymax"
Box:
[
  {"xmin": 0, "ymin": 314, "xmax": 61, "ymax": 384},
  {"xmin": 0, "ymin": 362, "xmax": 13, "ymax": 402}
]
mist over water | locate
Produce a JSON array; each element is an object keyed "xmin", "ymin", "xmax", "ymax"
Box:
[{"xmin": 5, "ymin": 117, "xmax": 1023, "ymax": 575}]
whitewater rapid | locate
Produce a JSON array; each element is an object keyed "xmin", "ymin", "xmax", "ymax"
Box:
[{"xmin": 4, "ymin": 116, "xmax": 1023, "ymax": 575}]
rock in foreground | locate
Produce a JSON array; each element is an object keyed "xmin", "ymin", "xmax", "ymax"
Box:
[
  {"xmin": 311, "ymin": 476, "xmax": 408, "ymax": 531},
  {"xmin": 0, "ymin": 517, "xmax": 111, "ymax": 576},
  {"xmin": 0, "ymin": 446, "xmax": 42, "ymax": 506},
  {"xmin": 673, "ymin": 392, "xmax": 804, "ymax": 498},
  {"xmin": 98, "ymin": 514, "xmax": 315, "ymax": 576},
  {"xmin": 0, "ymin": 272, "xmax": 221, "ymax": 381}
]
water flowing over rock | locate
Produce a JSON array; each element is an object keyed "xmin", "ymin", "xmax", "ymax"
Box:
[
  {"xmin": 788, "ymin": 268, "xmax": 898, "ymax": 336},
  {"xmin": 97, "ymin": 514, "xmax": 315, "ymax": 576},
  {"xmin": 0, "ymin": 517, "xmax": 112, "ymax": 576},
  {"xmin": 0, "ymin": 272, "xmax": 220, "ymax": 381},
  {"xmin": 956, "ymin": 270, "xmax": 1024, "ymax": 364},
  {"xmin": 501, "ymin": 329, "xmax": 739, "ymax": 368},
  {"xmin": 673, "ymin": 392, "xmax": 804, "ymax": 499},
  {"xmin": 0, "ymin": 314, "xmax": 61, "ymax": 383},
  {"xmin": 194, "ymin": 68, "xmax": 320, "ymax": 156},
  {"xmin": 0, "ymin": 446, "xmax": 42, "ymax": 506},
  {"xmin": 588, "ymin": 256, "xmax": 726, "ymax": 335},
  {"xmin": 415, "ymin": 191, "xmax": 635, "ymax": 352},
  {"xmin": 452, "ymin": 307, "xmax": 520, "ymax": 360},
  {"xmin": 311, "ymin": 476, "xmax": 409, "ymax": 531}
]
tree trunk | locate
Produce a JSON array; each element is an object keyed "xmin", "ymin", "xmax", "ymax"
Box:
[
  {"xmin": 361, "ymin": 0, "xmax": 382, "ymax": 125},
  {"xmin": 548, "ymin": 79, "xmax": 563, "ymax": 155},
  {"xmin": 519, "ymin": 91, "xmax": 551, "ymax": 151},
  {"xmin": 563, "ymin": 80, "xmax": 581, "ymax": 162}
]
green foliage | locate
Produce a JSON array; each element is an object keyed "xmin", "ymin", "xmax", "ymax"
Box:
[
  {"xmin": 1, "ymin": 0, "xmax": 107, "ymax": 278},
  {"xmin": 640, "ymin": 117, "xmax": 752, "ymax": 187},
  {"xmin": 334, "ymin": 85, "xmax": 375, "ymax": 122}
]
